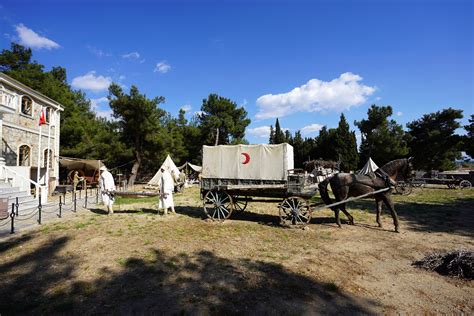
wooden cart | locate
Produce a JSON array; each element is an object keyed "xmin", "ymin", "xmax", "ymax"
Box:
[{"xmin": 201, "ymin": 169, "xmax": 321, "ymax": 226}]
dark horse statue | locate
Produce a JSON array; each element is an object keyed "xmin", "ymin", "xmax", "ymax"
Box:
[{"xmin": 318, "ymin": 158, "xmax": 413, "ymax": 233}]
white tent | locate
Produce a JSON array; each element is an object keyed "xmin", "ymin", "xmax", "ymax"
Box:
[
  {"xmin": 358, "ymin": 158, "xmax": 379, "ymax": 175},
  {"xmin": 178, "ymin": 161, "xmax": 202, "ymax": 173},
  {"xmin": 146, "ymin": 155, "xmax": 181, "ymax": 187}
]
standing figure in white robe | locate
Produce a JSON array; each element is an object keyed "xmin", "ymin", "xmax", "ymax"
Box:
[
  {"xmin": 158, "ymin": 167, "xmax": 175, "ymax": 215},
  {"xmin": 99, "ymin": 166, "xmax": 116, "ymax": 214}
]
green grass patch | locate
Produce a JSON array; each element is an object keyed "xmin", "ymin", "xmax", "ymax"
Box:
[{"xmin": 115, "ymin": 196, "xmax": 158, "ymax": 205}]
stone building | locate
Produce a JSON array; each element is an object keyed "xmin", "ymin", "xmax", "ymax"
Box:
[{"xmin": 0, "ymin": 72, "xmax": 64, "ymax": 198}]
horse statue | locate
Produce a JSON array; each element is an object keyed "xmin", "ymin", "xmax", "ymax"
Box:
[{"xmin": 318, "ymin": 158, "xmax": 413, "ymax": 233}]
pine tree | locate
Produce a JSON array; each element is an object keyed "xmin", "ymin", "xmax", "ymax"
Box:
[
  {"xmin": 274, "ymin": 118, "xmax": 286, "ymax": 144},
  {"xmin": 292, "ymin": 131, "xmax": 305, "ymax": 167},
  {"xmin": 314, "ymin": 126, "xmax": 337, "ymax": 161},
  {"xmin": 406, "ymin": 108, "xmax": 463, "ymax": 170},
  {"xmin": 355, "ymin": 105, "xmax": 408, "ymax": 167},
  {"xmin": 198, "ymin": 94, "xmax": 250, "ymax": 145},
  {"xmin": 464, "ymin": 115, "xmax": 474, "ymax": 158},
  {"xmin": 334, "ymin": 114, "xmax": 359, "ymax": 171},
  {"xmin": 108, "ymin": 84, "xmax": 167, "ymax": 185},
  {"xmin": 285, "ymin": 130, "xmax": 292, "ymax": 143},
  {"xmin": 269, "ymin": 125, "xmax": 275, "ymax": 144}
]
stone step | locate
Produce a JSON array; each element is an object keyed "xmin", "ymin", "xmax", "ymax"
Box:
[
  {"xmin": 0, "ymin": 181, "xmax": 12, "ymax": 188},
  {"xmin": 15, "ymin": 200, "xmax": 57, "ymax": 215},
  {"xmin": 0, "ymin": 187, "xmax": 21, "ymax": 197},
  {"xmin": 9, "ymin": 193, "xmax": 36, "ymax": 204}
]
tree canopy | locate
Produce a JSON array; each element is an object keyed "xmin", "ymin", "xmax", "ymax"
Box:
[
  {"xmin": 355, "ymin": 105, "xmax": 408, "ymax": 167},
  {"xmin": 464, "ymin": 115, "xmax": 474, "ymax": 158},
  {"xmin": 1, "ymin": 42, "xmax": 469, "ymax": 179},
  {"xmin": 406, "ymin": 108, "xmax": 463, "ymax": 171},
  {"xmin": 108, "ymin": 84, "xmax": 167, "ymax": 184},
  {"xmin": 198, "ymin": 94, "xmax": 250, "ymax": 145}
]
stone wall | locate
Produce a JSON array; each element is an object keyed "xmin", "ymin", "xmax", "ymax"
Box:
[
  {"xmin": 1, "ymin": 80, "xmax": 61, "ymax": 185},
  {"xmin": 2, "ymin": 125, "xmax": 57, "ymax": 168}
]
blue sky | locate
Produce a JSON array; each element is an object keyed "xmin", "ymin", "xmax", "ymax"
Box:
[{"xmin": 0, "ymin": 0, "xmax": 472, "ymax": 144}]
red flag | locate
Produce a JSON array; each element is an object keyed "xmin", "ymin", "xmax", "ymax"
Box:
[{"xmin": 39, "ymin": 108, "xmax": 46, "ymax": 126}]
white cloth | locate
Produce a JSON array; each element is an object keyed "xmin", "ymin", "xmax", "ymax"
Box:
[
  {"xmin": 100, "ymin": 170, "xmax": 116, "ymax": 206},
  {"xmin": 159, "ymin": 170, "xmax": 174, "ymax": 209},
  {"xmin": 102, "ymin": 192, "xmax": 114, "ymax": 207}
]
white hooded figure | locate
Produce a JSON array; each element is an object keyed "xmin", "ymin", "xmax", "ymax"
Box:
[
  {"xmin": 158, "ymin": 167, "xmax": 175, "ymax": 215},
  {"xmin": 99, "ymin": 166, "xmax": 116, "ymax": 214}
]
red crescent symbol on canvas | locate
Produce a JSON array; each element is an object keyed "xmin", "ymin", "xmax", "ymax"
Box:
[{"xmin": 241, "ymin": 152, "xmax": 250, "ymax": 164}]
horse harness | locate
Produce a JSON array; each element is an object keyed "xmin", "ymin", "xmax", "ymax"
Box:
[{"xmin": 349, "ymin": 168, "xmax": 397, "ymax": 190}]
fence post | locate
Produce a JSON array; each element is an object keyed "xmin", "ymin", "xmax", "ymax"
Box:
[
  {"xmin": 10, "ymin": 203, "xmax": 15, "ymax": 234},
  {"xmin": 96, "ymin": 187, "xmax": 99, "ymax": 204},
  {"xmin": 58, "ymin": 195, "xmax": 62, "ymax": 218},
  {"xmin": 38, "ymin": 193, "xmax": 42, "ymax": 225},
  {"xmin": 74, "ymin": 193, "xmax": 77, "ymax": 212},
  {"xmin": 85, "ymin": 187, "xmax": 88, "ymax": 208},
  {"xmin": 15, "ymin": 197, "xmax": 19, "ymax": 216}
]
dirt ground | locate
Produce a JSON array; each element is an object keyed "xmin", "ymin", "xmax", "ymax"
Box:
[{"xmin": 0, "ymin": 186, "xmax": 472, "ymax": 314}]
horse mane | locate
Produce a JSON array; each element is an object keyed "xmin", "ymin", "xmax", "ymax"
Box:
[{"xmin": 380, "ymin": 158, "xmax": 407, "ymax": 177}]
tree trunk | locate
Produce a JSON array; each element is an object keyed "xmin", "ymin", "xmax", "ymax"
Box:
[
  {"xmin": 214, "ymin": 127, "xmax": 219, "ymax": 146},
  {"xmin": 128, "ymin": 151, "xmax": 142, "ymax": 185}
]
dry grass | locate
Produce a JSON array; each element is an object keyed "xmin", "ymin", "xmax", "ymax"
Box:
[{"xmin": 0, "ymin": 186, "xmax": 473, "ymax": 314}]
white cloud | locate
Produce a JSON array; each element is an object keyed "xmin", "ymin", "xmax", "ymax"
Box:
[
  {"xmin": 396, "ymin": 111, "xmax": 403, "ymax": 117},
  {"xmin": 256, "ymin": 72, "xmax": 376, "ymax": 119},
  {"xmin": 118, "ymin": 75, "xmax": 126, "ymax": 81},
  {"xmin": 95, "ymin": 109, "xmax": 114, "ymax": 120},
  {"xmin": 355, "ymin": 133, "xmax": 362, "ymax": 148},
  {"xmin": 122, "ymin": 52, "xmax": 140, "ymax": 60},
  {"xmin": 87, "ymin": 45, "xmax": 111, "ymax": 57},
  {"xmin": 90, "ymin": 97, "xmax": 108, "ymax": 110},
  {"xmin": 247, "ymin": 126, "xmax": 271, "ymax": 138},
  {"xmin": 301, "ymin": 123, "xmax": 324, "ymax": 136},
  {"xmin": 181, "ymin": 104, "xmax": 192, "ymax": 112},
  {"xmin": 15, "ymin": 24, "xmax": 60, "ymax": 50},
  {"xmin": 71, "ymin": 71, "xmax": 112, "ymax": 92},
  {"xmin": 154, "ymin": 61, "xmax": 171, "ymax": 73},
  {"xmin": 194, "ymin": 110, "xmax": 204, "ymax": 118},
  {"xmin": 240, "ymin": 99, "xmax": 248, "ymax": 107},
  {"xmin": 375, "ymin": 96, "xmax": 381, "ymax": 101}
]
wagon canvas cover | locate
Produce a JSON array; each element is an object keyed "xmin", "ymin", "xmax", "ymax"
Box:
[{"xmin": 202, "ymin": 144, "xmax": 294, "ymax": 181}]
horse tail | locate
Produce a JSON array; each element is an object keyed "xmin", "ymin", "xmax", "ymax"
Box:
[{"xmin": 318, "ymin": 178, "xmax": 335, "ymax": 210}]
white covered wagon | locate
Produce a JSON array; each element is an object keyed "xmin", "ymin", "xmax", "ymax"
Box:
[{"xmin": 200, "ymin": 144, "xmax": 318, "ymax": 225}]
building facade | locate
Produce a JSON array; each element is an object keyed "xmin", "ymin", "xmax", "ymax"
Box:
[{"xmin": 0, "ymin": 72, "xmax": 64, "ymax": 196}]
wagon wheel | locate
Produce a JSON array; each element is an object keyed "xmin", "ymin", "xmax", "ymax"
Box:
[
  {"xmin": 203, "ymin": 191, "xmax": 233, "ymax": 221},
  {"xmin": 395, "ymin": 182, "xmax": 412, "ymax": 195},
  {"xmin": 232, "ymin": 196, "xmax": 248, "ymax": 214},
  {"xmin": 279, "ymin": 196, "xmax": 312, "ymax": 226},
  {"xmin": 447, "ymin": 183, "xmax": 456, "ymax": 189},
  {"xmin": 411, "ymin": 180, "xmax": 425, "ymax": 188},
  {"xmin": 459, "ymin": 180, "xmax": 472, "ymax": 189}
]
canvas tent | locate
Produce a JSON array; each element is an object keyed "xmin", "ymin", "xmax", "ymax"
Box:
[
  {"xmin": 146, "ymin": 155, "xmax": 181, "ymax": 188},
  {"xmin": 358, "ymin": 158, "xmax": 379, "ymax": 175},
  {"xmin": 59, "ymin": 157, "xmax": 105, "ymax": 185},
  {"xmin": 178, "ymin": 162, "xmax": 202, "ymax": 174}
]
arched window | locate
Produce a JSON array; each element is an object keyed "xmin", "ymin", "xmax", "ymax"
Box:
[
  {"xmin": 21, "ymin": 96, "xmax": 33, "ymax": 116},
  {"xmin": 43, "ymin": 149, "xmax": 53, "ymax": 168},
  {"xmin": 18, "ymin": 145, "xmax": 31, "ymax": 166}
]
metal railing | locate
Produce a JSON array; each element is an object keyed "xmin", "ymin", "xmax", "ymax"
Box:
[
  {"xmin": 0, "ymin": 89, "xmax": 18, "ymax": 110},
  {"xmin": 0, "ymin": 187, "xmax": 101, "ymax": 234}
]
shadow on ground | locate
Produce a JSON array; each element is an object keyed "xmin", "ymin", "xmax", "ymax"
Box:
[
  {"xmin": 0, "ymin": 235, "xmax": 380, "ymax": 314},
  {"xmin": 89, "ymin": 208, "xmax": 158, "ymax": 215},
  {"xmin": 345, "ymin": 195, "xmax": 474, "ymax": 237}
]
